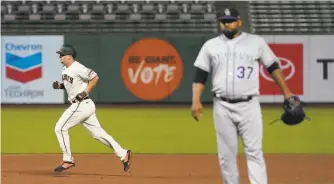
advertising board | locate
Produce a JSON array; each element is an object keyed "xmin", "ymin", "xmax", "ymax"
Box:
[{"xmin": 1, "ymin": 36, "xmax": 65, "ymax": 104}]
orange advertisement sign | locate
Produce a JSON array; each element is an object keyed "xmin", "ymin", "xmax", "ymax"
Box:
[{"xmin": 121, "ymin": 38, "xmax": 183, "ymax": 101}]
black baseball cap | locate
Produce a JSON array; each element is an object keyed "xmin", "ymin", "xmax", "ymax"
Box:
[
  {"xmin": 218, "ymin": 8, "xmax": 240, "ymax": 21},
  {"xmin": 56, "ymin": 44, "xmax": 77, "ymax": 58}
]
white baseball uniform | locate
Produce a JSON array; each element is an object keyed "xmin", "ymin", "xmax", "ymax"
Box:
[
  {"xmin": 194, "ymin": 32, "xmax": 278, "ymax": 184},
  {"xmin": 55, "ymin": 61, "xmax": 128, "ymax": 162}
]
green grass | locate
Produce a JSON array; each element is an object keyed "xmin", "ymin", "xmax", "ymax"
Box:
[{"xmin": 1, "ymin": 106, "xmax": 334, "ymax": 154}]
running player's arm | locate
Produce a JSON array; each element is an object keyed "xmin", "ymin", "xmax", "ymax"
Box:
[
  {"xmin": 85, "ymin": 74, "xmax": 99, "ymax": 94},
  {"xmin": 78, "ymin": 66, "xmax": 99, "ymax": 94},
  {"xmin": 53, "ymin": 81, "xmax": 65, "ymax": 89},
  {"xmin": 259, "ymin": 38, "xmax": 293, "ymax": 99},
  {"xmin": 56, "ymin": 67, "xmax": 66, "ymax": 89},
  {"xmin": 193, "ymin": 41, "xmax": 211, "ymax": 102},
  {"xmin": 59, "ymin": 83, "xmax": 65, "ymax": 89}
]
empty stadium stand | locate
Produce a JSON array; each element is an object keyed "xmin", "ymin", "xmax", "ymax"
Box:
[
  {"xmin": 1, "ymin": 0, "xmax": 219, "ymax": 34},
  {"xmin": 2, "ymin": 1, "xmax": 332, "ymax": 35},
  {"xmin": 248, "ymin": 1, "xmax": 334, "ymax": 34}
]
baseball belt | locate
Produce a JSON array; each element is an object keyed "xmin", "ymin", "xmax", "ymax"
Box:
[
  {"xmin": 72, "ymin": 97, "xmax": 90, "ymax": 103},
  {"xmin": 213, "ymin": 93, "xmax": 253, "ymax": 103}
]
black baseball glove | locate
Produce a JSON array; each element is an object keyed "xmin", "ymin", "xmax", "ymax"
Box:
[
  {"xmin": 52, "ymin": 81, "xmax": 59, "ymax": 89},
  {"xmin": 53, "ymin": 81, "xmax": 65, "ymax": 89},
  {"xmin": 75, "ymin": 91, "xmax": 88, "ymax": 102},
  {"xmin": 271, "ymin": 96, "xmax": 309, "ymax": 126}
]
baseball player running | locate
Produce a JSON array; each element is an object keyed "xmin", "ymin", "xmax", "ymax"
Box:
[
  {"xmin": 52, "ymin": 44, "xmax": 132, "ymax": 172},
  {"xmin": 191, "ymin": 8, "xmax": 297, "ymax": 184}
]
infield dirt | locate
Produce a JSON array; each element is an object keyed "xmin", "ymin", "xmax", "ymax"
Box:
[{"xmin": 2, "ymin": 154, "xmax": 334, "ymax": 184}]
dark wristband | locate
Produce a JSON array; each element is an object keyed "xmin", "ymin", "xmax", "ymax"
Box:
[{"xmin": 59, "ymin": 83, "xmax": 65, "ymax": 89}]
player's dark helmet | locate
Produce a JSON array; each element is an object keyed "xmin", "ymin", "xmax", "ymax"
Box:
[{"xmin": 56, "ymin": 44, "xmax": 77, "ymax": 59}]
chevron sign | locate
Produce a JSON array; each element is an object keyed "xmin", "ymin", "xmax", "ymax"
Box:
[
  {"xmin": 1, "ymin": 36, "xmax": 65, "ymax": 104},
  {"xmin": 5, "ymin": 43, "xmax": 43, "ymax": 83}
]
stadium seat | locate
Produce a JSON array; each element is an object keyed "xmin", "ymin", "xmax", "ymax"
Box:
[
  {"xmin": 129, "ymin": 4, "xmax": 141, "ymax": 21},
  {"xmin": 3, "ymin": 3, "xmax": 17, "ymax": 21},
  {"xmin": 249, "ymin": 0, "xmax": 334, "ymax": 34},
  {"xmin": 141, "ymin": 3, "xmax": 155, "ymax": 14},
  {"xmin": 154, "ymin": 3, "xmax": 167, "ymax": 21},
  {"xmin": 29, "ymin": 4, "xmax": 41, "ymax": 20},
  {"xmin": 104, "ymin": 4, "xmax": 115, "ymax": 20}
]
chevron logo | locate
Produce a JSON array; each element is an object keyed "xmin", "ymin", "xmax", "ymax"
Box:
[{"xmin": 5, "ymin": 52, "xmax": 42, "ymax": 83}]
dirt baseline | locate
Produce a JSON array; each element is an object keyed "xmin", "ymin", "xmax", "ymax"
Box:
[{"xmin": 2, "ymin": 154, "xmax": 334, "ymax": 184}]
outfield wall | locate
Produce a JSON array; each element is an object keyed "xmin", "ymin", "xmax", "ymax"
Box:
[{"xmin": 1, "ymin": 34, "xmax": 334, "ymax": 104}]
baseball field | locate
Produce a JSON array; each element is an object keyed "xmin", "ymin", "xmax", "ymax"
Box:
[{"xmin": 2, "ymin": 105, "xmax": 334, "ymax": 184}]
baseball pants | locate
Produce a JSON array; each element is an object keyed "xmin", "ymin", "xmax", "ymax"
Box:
[
  {"xmin": 213, "ymin": 96, "xmax": 267, "ymax": 184},
  {"xmin": 54, "ymin": 98, "xmax": 127, "ymax": 162}
]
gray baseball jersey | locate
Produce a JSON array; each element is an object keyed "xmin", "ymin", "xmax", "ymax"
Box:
[
  {"xmin": 194, "ymin": 32, "xmax": 276, "ymax": 184},
  {"xmin": 194, "ymin": 32, "xmax": 278, "ymax": 98}
]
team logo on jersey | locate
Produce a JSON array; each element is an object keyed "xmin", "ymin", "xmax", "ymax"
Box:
[
  {"xmin": 4, "ymin": 43, "xmax": 43, "ymax": 83},
  {"xmin": 224, "ymin": 9, "xmax": 231, "ymax": 16},
  {"xmin": 62, "ymin": 74, "xmax": 73, "ymax": 84},
  {"xmin": 120, "ymin": 38, "xmax": 183, "ymax": 101},
  {"xmin": 260, "ymin": 44, "xmax": 303, "ymax": 95}
]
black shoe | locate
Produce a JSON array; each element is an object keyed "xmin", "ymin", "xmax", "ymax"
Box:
[
  {"xmin": 54, "ymin": 161, "xmax": 75, "ymax": 172},
  {"xmin": 122, "ymin": 150, "xmax": 132, "ymax": 172}
]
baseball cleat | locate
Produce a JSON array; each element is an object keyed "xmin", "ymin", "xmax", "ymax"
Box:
[
  {"xmin": 54, "ymin": 161, "xmax": 75, "ymax": 172},
  {"xmin": 122, "ymin": 150, "xmax": 132, "ymax": 172}
]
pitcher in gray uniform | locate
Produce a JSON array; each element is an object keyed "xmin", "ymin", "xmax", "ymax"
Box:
[{"xmin": 191, "ymin": 8, "xmax": 295, "ymax": 184}]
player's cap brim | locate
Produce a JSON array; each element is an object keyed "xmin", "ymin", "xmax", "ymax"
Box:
[
  {"xmin": 219, "ymin": 16, "xmax": 240, "ymax": 20},
  {"xmin": 56, "ymin": 51, "xmax": 70, "ymax": 56}
]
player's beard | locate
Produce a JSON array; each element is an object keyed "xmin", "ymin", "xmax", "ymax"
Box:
[{"xmin": 223, "ymin": 29, "xmax": 240, "ymax": 39}]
